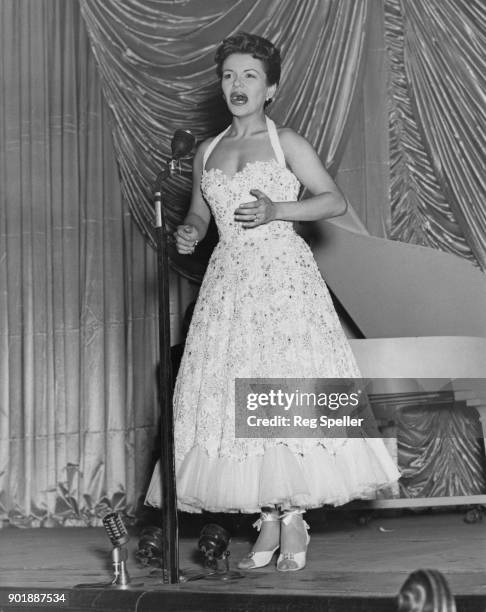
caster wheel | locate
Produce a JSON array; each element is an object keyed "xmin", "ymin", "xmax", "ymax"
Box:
[
  {"xmin": 463, "ymin": 507, "xmax": 483, "ymax": 524},
  {"xmin": 356, "ymin": 512, "xmax": 374, "ymax": 526}
]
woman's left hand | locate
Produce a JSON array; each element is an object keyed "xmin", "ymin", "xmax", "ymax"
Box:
[{"xmin": 234, "ymin": 189, "xmax": 275, "ymax": 228}]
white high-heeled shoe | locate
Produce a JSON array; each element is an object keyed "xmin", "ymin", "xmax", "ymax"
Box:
[
  {"xmin": 237, "ymin": 511, "xmax": 280, "ymax": 570},
  {"xmin": 276, "ymin": 509, "xmax": 310, "ymax": 572}
]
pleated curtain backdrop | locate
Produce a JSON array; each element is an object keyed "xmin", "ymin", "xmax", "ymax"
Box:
[
  {"xmin": 0, "ymin": 0, "xmax": 182, "ymax": 526},
  {"xmin": 385, "ymin": 0, "xmax": 486, "ymax": 269}
]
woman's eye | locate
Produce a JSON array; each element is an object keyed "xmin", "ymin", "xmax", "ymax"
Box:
[
  {"xmin": 222, "ymin": 74, "xmax": 231, "ymax": 79},
  {"xmin": 246, "ymin": 73, "xmax": 256, "ymax": 78}
]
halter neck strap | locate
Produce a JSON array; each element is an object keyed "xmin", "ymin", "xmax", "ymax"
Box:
[
  {"xmin": 265, "ymin": 116, "xmax": 286, "ymax": 167},
  {"xmin": 202, "ymin": 115, "xmax": 286, "ymax": 169},
  {"xmin": 202, "ymin": 124, "xmax": 231, "ymax": 169}
]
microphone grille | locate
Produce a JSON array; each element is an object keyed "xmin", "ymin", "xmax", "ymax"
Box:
[
  {"xmin": 171, "ymin": 129, "xmax": 196, "ymax": 159},
  {"xmin": 103, "ymin": 512, "xmax": 129, "ymax": 547}
]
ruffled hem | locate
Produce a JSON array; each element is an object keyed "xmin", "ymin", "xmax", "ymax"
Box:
[{"xmin": 145, "ymin": 440, "xmax": 400, "ymax": 514}]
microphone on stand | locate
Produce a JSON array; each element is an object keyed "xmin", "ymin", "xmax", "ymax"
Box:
[
  {"xmin": 154, "ymin": 129, "xmax": 195, "ymax": 228},
  {"xmin": 102, "ymin": 512, "xmax": 130, "ymax": 587},
  {"xmin": 75, "ymin": 511, "xmax": 144, "ymax": 589},
  {"xmin": 169, "ymin": 129, "xmax": 196, "ymax": 175},
  {"xmin": 198, "ymin": 523, "xmax": 230, "ymax": 569},
  {"xmin": 103, "ymin": 511, "xmax": 130, "ymax": 548},
  {"xmin": 152, "ymin": 127, "xmax": 195, "ymax": 584},
  {"xmin": 197, "ymin": 524, "xmax": 244, "ymax": 581}
]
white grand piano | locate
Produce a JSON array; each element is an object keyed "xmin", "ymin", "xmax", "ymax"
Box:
[{"xmin": 312, "ymin": 211, "xmax": 486, "ymax": 509}]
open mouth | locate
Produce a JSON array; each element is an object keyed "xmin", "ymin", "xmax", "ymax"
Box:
[{"xmin": 230, "ymin": 92, "xmax": 248, "ymax": 105}]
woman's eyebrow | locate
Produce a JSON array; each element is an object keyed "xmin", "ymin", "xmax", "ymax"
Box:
[{"xmin": 222, "ymin": 68, "xmax": 262, "ymax": 73}]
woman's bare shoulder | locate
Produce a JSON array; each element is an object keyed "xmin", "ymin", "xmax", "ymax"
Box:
[
  {"xmin": 276, "ymin": 126, "xmax": 314, "ymax": 159},
  {"xmin": 196, "ymin": 136, "xmax": 214, "ymax": 155},
  {"xmin": 192, "ymin": 136, "xmax": 215, "ymax": 169},
  {"xmin": 276, "ymin": 125, "xmax": 301, "ymax": 139}
]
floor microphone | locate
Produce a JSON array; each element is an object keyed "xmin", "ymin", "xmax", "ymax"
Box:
[
  {"xmin": 75, "ymin": 511, "xmax": 144, "ymax": 589},
  {"xmin": 102, "ymin": 512, "xmax": 129, "ymax": 548}
]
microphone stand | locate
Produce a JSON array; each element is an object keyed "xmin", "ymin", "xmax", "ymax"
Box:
[
  {"xmin": 152, "ymin": 130, "xmax": 195, "ymax": 584},
  {"xmin": 154, "ymin": 162, "xmax": 179, "ymax": 585},
  {"xmin": 74, "ymin": 512, "xmax": 143, "ymax": 589},
  {"xmin": 110, "ymin": 543, "xmax": 130, "ymax": 587}
]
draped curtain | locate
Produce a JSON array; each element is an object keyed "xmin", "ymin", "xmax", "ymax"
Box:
[
  {"xmin": 0, "ymin": 0, "xmax": 165, "ymax": 526},
  {"xmin": 79, "ymin": 0, "xmax": 369, "ymax": 281},
  {"xmin": 397, "ymin": 404, "xmax": 485, "ymax": 499},
  {"xmin": 385, "ymin": 0, "xmax": 486, "ymax": 270}
]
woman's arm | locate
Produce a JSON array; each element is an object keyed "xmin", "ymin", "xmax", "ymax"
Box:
[
  {"xmin": 174, "ymin": 140, "xmax": 212, "ymax": 253},
  {"xmin": 275, "ymin": 128, "xmax": 348, "ymax": 222},
  {"xmin": 184, "ymin": 140, "xmax": 212, "ymax": 238}
]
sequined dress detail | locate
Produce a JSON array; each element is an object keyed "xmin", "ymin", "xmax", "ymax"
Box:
[{"xmin": 146, "ymin": 117, "xmax": 399, "ymax": 513}]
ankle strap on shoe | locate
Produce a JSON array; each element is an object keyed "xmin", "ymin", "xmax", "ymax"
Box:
[
  {"xmin": 252, "ymin": 511, "xmax": 280, "ymax": 531},
  {"xmin": 280, "ymin": 509, "xmax": 309, "ymax": 528}
]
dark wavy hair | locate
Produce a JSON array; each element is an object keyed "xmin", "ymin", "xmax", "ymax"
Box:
[{"xmin": 214, "ymin": 32, "xmax": 281, "ymax": 86}]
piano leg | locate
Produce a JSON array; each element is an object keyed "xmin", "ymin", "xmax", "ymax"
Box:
[
  {"xmin": 476, "ymin": 406, "xmax": 486, "ymax": 448},
  {"xmin": 379, "ymin": 424, "xmax": 400, "ymax": 499}
]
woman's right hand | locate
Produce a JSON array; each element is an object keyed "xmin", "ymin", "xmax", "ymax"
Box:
[{"xmin": 174, "ymin": 224, "xmax": 199, "ymax": 254}]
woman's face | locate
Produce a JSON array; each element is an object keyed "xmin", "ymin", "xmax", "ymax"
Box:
[{"xmin": 221, "ymin": 53, "xmax": 276, "ymax": 116}]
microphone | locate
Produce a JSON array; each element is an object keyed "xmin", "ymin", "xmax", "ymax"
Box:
[
  {"xmin": 398, "ymin": 569, "xmax": 456, "ymax": 611},
  {"xmin": 103, "ymin": 512, "xmax": 130, "ymax": 548},
  {"xmin": 102, "ymin": 512, "xmax": 130, "ymax": 587},
  {"xmin": 198, "ymin": 524, "xmax": 230, "ymax": 568},
  {"xmin": 168, "ymin": 129, "xmax": 195, "ymax": 176},
  {"xmin": 75, "ymin": 512, "xmax": 145, "ymax": 589},
  {"xmin": 197, "ymin": 524, "xmax": 244, "ymax": 580},
  {"xmin": 171, "ymin": 129, "xmax": 196, "ymax": 161},
  {"xmin": 154, "ymin": 128, "xmax": 195, "ymax": 228}
]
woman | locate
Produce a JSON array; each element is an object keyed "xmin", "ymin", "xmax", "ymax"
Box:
[{"xmin": 146, "ymin": 32, "xmax": 399, "ymax": 572}]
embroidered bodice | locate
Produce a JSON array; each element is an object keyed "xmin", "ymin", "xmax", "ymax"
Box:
[{"xmin": 201, "ymin": 117, "xmax": 300, "ymax": 245}]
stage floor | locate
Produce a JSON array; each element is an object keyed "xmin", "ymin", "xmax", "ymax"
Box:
[{"xmin": 0, "ymin": 511, "xmax": 484, "ymax": 611}]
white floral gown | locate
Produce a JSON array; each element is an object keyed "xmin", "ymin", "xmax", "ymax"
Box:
[{"xmin": 146, "ymin": 116, "xmax": 400, "ymax": 513}]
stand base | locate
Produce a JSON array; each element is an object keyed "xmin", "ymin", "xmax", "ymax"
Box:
[
  {"xmin": 199, "ymin": 570, "xmax": 245, "ymax": 581},
  {"xmin": 148, "ymin": 568, "xmax": 245, "ymax": 583},
  {"xmin": 74, "ymin": 581, "xmax": 145, "ymax": 590}
]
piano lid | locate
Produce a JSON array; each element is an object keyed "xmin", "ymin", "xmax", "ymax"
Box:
[{"xmin": 311, "ymin": 215, "xmax": 486, "ymax": 339}]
